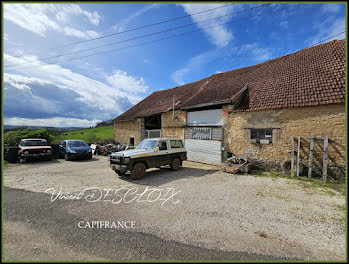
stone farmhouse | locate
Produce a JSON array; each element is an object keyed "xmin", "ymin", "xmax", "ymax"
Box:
[{"xmin": 114, "ymin": 40, "xmax": 345, "ymax": 180}]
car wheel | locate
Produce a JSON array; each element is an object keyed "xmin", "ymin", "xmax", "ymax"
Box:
[
  {"xmin": 170, "ymin": 157, "xmax": 181, "ymax": 171},
  {"xmin": 130, "ymin": 163, "xmax": 146, "ymax": 180},
  {"xmin": 64, "ymin": 154, "xmax": 70, "ymax": 161}
]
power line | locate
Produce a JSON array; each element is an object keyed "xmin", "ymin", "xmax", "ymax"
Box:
[
  {"xmin": 7, "ymin": 6, "xmax": 343, "ymax": 73},
  {"xmin": 5, "ymin": 3, "xmax": 287, "ymax": 72},
  {"xmin": 6, "ymin": 31, "xmax": 208, "ymax": 73},
  {"xmin": 5, "ymin": 4, "xmax": 301, "ymax": 73},
  {"xmin": 308, "ymin": 31, "xmax": 346, "ymax": 48},
  {"xmin": 5, "ymin": 4, "xmax": 271, "ymax": 68},
  {"xmin": 7, "ymin": 31, "xmax": 345, "ymax": 74},
  {"xmin": 3, "ymin": 3, "xmax": 235, "ymax": 66},
  {"xmin": 61, "ymin": 3, "xmax": 235, "ymax": 48}
]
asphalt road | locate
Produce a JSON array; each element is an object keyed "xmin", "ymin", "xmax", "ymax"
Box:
[{"xmin": 3, "ymin": 186, "xmax": 290, "ymax": 261}]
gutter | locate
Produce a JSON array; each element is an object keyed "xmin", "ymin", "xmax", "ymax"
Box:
[
  {"xmin": 114, "ymin": 118, "xmax": 136, "ymax": 122},
  {"xmin": 180, "ymin": 100, "xmax": 233, "ymax": 110}
]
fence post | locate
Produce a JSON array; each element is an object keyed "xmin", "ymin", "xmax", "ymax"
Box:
[
  {"xmin": 323, "ymin": 137, "xmax": 328, "ymax": 183},
  {"xmin": 296, "ymin": 136, "xmax": 300, "ymax": 177},
  {"xmin": 308, "ymin": 138, "xmax": 314, "ymax": 178},
  {"xmin": 290, "ymin": 137, "xmax": 295, "ymax": 177}
]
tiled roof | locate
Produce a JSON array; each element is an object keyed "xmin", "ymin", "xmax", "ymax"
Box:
[{"xmin": 115, "ymin": 40, "xmax": 345, "ymax": 121}]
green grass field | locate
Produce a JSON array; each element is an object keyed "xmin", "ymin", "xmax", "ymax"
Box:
[{"xmin": 56, "ymin": 126, "xmax": 114, "ymax": 142}]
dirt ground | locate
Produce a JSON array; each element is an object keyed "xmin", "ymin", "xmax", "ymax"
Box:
[{"xmin": 3, "ymin": 156, "xmax": 346, "ymax": 261}]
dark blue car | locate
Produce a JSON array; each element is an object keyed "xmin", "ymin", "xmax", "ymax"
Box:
[{"xmin": 59, "ymin": 140, "xmax": 92, "ymax": 161}]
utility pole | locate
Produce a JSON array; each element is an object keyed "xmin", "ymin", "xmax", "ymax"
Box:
[{"xmin": 172, "ymin": 95, "xmax": 175, "ymax": 120}]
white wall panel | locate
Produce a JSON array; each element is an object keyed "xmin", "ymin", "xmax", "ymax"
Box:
[{"xmin": 187, "ymin": 109, "xmax": 222, "ymax": 126}]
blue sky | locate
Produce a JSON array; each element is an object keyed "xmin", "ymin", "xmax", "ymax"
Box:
[{"xmin": 3, "ymin": 3, "xmax": 346, "ymax": 127}]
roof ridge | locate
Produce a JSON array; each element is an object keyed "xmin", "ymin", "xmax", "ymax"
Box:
[
  {"xmin": 115, "ymin": 39, "xmax": 345, "ymax": 121},
  {"xmin": 157, "ymin": 40, "xmax": 346, "ymax": 94}
]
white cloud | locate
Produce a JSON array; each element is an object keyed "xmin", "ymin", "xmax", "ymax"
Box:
[
  {"xmin": 4, "ymin": 4, "xmax": 100, "ymax": 39},
  {"xmin": 113, "ymin": 4, "xmax": 159, "ymax": 32},
  {"xmin": 322, "ymin": 4, "xmax": 342, "ymax": 13},
  {"xmin": 4, "ymin": 53, "xmax": 145, "ymax": 116},
  {"xmin": 179, "ymin": 4, "xmax": 242, "ymax": 47},
  {"xmin": 63, "ymin": 27, "xmax": 99, "ymax": 40},
  {"xmin": 171, "ymin": 68, "xmax": 190, "ymax": 86},
  {"xmin": 171, "ymin": 49, "xmax": 220, "ymax": 85},
  {"xmin": 309, "ymin": 17, "xmax": 346, "ymax": 45},
  {"xmin": 279, "ymin": 21, "xmax": 288, "ymax": 30},
  {"xmin": 233, "ymin": 43, "xmax": 273, "ymax": 62},
  {"xmin": 4, "ymin": 4, "xmax": 60, "ymax": 37},
  {"xmin": 4, "ymin": 117, "xmax": 101, "ymax": 128},
  {"xmin": 4, "ymin": 33, "xmax": 9, "ymax": 41},
  {"xmin": 4, "ymin": 74, "xmax": 50, "ymax": 94},
  {"xmin": 107, "ymin": 70, "xmax": 149, "ymax": 93},
  {"xmin": 171, "ymin": 41, "xmax": 272, "ymax": 86}
]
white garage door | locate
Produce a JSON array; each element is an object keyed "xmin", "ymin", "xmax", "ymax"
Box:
[{"xmin": 185, "ymin": 139, "xmax": 222, "ymax": 165}]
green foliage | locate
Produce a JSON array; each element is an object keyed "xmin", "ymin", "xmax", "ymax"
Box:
[
  {"xmin": 86, "ymin": 133, "xmax": 100, "ymax": 143},
  {"xmin": 4, "ymin": 129, "xmax": 54, "ymax": 147},
  {"xmin": 95, "ymin": 119, "xmax": 113, "ymax": 127},
  {"xmin": 98, "ymin": 138, "xmax": 117, "ymax": 145},
  {"xmin": 4, "ymin": 126, "xmax": 115, "ymax": 147},
  {"xmin": 252, "ymin": 169, "xmax": 344, "ymax": 195},
  {"xmin": 55, "ymin": 126, "xmax": 114, "ymax": 143}
]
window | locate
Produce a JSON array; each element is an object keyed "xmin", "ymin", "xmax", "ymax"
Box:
[
  {"xmin": 250, "ymin": 129, "xmax": 272, "ymax": 144},
  {"xmin": 137, "ymin": 139, "xmax": 157, "ymax": 150},
  {"xmin": 170, "ymin": 140, "xmax": 184, "ymax": 148},
  {"xmin": 192, "ymin": 127, "xmax": 211, "ymax": 140},
  {"xmin": 157, "ymin": 140, "xmax": 167, "ymax": 150},
  {"xmin": 67, "ymin": 140, "xmax": 88, "ymax": 147},
  {"xmin": 22, "ymin": 139, "xmax": 48, "ymax": 146},
  {"xmin": 129, "ymin": 137, "xmax": 134, "ymax": 146}
]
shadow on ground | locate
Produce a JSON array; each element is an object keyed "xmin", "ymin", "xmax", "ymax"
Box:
[{"xmin": 119, "ymin": 166, "xmax": 217, "ymax": 186}]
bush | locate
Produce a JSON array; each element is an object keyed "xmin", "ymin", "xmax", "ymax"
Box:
[
  {"xmin": 51, "ymin": 138, "xmax": 62, "ymax": 145},
  {"xmin": 95, "ymin": 119, "xmax": 113, "ymax": 127},
  {"xmin": 98, "ymin": 138, "xmax": 117, "ymax": 145},
  {"xmin": 4, "ymin": 129, "xmax": 54, "ymax": 147},
  {"xmin": 86, "ymin": 134, "xmax": 100, "ymax": 144}
]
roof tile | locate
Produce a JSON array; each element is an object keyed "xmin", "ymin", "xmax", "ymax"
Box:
[{"xmin": 115, "ymin": 40, "xmax": 345, "ymax": 121}]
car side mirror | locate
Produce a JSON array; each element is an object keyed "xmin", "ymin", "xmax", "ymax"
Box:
[{"xmin": 154, "ymin": 147, "xmax": 159, "ymax": 152}]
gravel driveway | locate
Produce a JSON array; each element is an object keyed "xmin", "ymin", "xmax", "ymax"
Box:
[{"xmin": 3, "ymin": 156, "xmax": 346, "ymax": 261}]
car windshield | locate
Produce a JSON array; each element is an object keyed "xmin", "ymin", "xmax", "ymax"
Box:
[
  {"xmin": 137, "ymin": 139, "xmax": 157, "ymax": 150},
  {"xmin": 67, "ymin": 141, "xmax": 88, "ymax": 147},
  {"xmin": 22, "ymin": 140, "xmax": 48, "ymax": 146}
]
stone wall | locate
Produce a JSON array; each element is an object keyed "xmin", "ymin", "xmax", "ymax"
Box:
[
  {"xmin": 114, "ymin": 104, "xmax": 345, "ymax": 180},
  {"xmin": 114, "ymin": 118, "xmax": 144, "ymax": 145},
  {"xmin": 224, "ymin": 104, "xmax": 346, "ymax": 180},
  {"xmin": 161, "ymin": 110, "xmax": 186, "ymax": 139}
]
